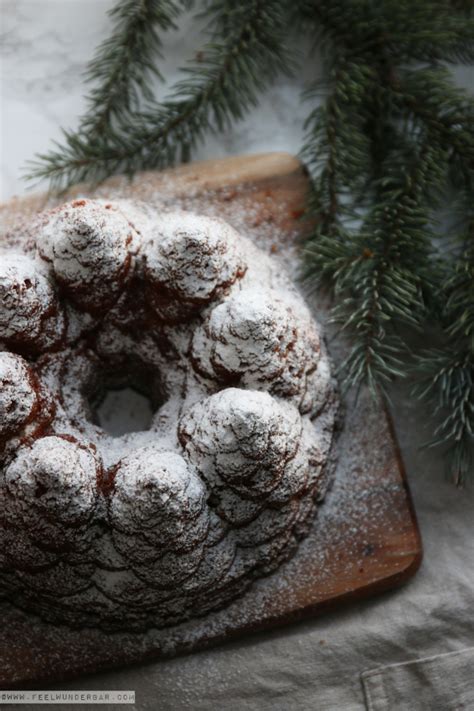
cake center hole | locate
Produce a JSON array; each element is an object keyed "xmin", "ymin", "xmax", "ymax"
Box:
[
  {"xmin": 95, "ymin": 386, "xmax": 155, "ymax": 437},
  {"xmin": 86, "ymin": 361, "xmax": 166, "ymax": 437}
]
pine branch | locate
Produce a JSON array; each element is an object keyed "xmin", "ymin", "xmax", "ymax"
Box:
[
  {"xmin": 26, "ymin": 0, "xmax": 292, "ymax": 191},
  {"xmin": 302, "ymin": 59, "xmax": 377, "ymax": 229},
  {"xmin": 305, "ymin": 137, "xmax": 446, "ymax": 395},
  {"xmin": 390, "ymin": 67, "xmax": 474, "ymax": 167},
  {"xmin": 415, "ymin": 195, "xmax": 474, "ymax": 485},
  {"xmin": 416, "ymin": 347, "xmax": 474, "ymax": 487},
  {"xmin": 80, "ymin": 0, "xmax": 185, "ymax": 138},
  {"xmin": 298, "ymin": 0, "xmax": 474, "ymax": 64},
  {"xmin": 300, "ymin": 2, "xmax": 474, "ymax": 485},
  {"xmin": 25, "ymin": 0, "xmax": 187, "ymax": 191}
]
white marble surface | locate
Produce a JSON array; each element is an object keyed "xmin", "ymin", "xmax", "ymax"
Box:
[
  {"xmin": 0, "ymin": 0, "xmax": 315, "ymax": 201},
  {"xmin": 1, "ymin": 3, "xmax": 474, "ymax": 711}
]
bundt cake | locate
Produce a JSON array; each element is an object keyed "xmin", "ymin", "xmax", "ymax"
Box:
[{"xmin": 0, "ymin": 199, "xmax": 338, "ymax": 631}]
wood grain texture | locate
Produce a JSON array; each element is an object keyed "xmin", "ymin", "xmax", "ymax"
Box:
[{"xmin": 0, "ymin": 152, "xmax": 422, "ymax": 687}]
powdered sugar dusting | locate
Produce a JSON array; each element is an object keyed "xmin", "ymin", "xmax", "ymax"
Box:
[
  {"xmin": 0, "ymin": 195, "xmax": 338, "ymax": 632},
  {"xmin": 0, "ymin": 352, "xmax": 38, "ymax": 437},
  {"xmin": 144, "ymin": 211, "xmax": 245, "ymax": 308},
  {"xmin": 37, "ymin": 200, "xmax": 140, "ymax": 312},
  {"xmin": 0, "ymin": 253, "xmax": 66, "ymax": 352}
]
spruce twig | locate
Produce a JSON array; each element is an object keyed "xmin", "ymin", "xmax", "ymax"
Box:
[
  {"xmin": 26, "ymin": 0, "xmax": 292, "ymax": 191},
  {"xmin": 25, "ymin": 0, "xmax": 187, "ymax": 193},
  {"xmin": 81, "ymin": 0, "xmax": 185, "ymax": 138},
  {"xmin": 300, "ymin": 0, "xmax": 474, "ymax": 481},
  {"xmin": 415, "ymin": 194, "xmax": 474, "ymax": 486}
]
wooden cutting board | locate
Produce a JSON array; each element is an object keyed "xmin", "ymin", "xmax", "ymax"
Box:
[{"xmin": 0, "ymin": 152, "xmax": 422, "ymax": 687}]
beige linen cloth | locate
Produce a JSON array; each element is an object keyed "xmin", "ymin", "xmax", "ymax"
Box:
[{"xmin": 362, "ymin": 648, "xmax": 474, "ymax": 710}]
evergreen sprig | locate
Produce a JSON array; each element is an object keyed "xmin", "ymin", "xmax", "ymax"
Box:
[
  {"xmin": 26, "ymin": 0, "xmax": 292, "ymax": 191},
  {"xmin": 301, "ymin": 1, "xmax": 474, "ymax": 482},
  {"xmin": 81, "ymin": 0, "xmax": 185, "ymax": 137},
  {"xmin": 415, "ymin": 193, "xmax": 474, "ymax": 486},
  {"xmin": 25, "ymin": 0, "xmax": 474, "ymax": 484}
]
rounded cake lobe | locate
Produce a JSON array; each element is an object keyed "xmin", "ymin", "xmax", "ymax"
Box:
[
  {"xmin": 143, "ymin": 212, "xmax": 246, "ymax": 322},
  {"xmin": 0, "ymin": 352, "xmax": 39, "ymax": 441},
  {"xmin": 37, "ymin": 200, "xmax": 138, "ymax": 313},
  {"xmin": 191, "ymin": 288, "xmax": 298, "ymax": 378},
  {"xmin": 191, "ymin": 287, "xmax": 327, "ymax": 413},
  {"xmin": 178, "ymin": 388, "xmax": 305, "ymax": 494},
  {"xmin": 109, "ymin": 448, "xmax": 208, "ymax": 546},
  {"xmin": 0, "ymin": 253, "xmax": 65, "ymax": 354},
  {"xmin": 3, "ymin": 436, "xmax": 99, "ymax": 532}
]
